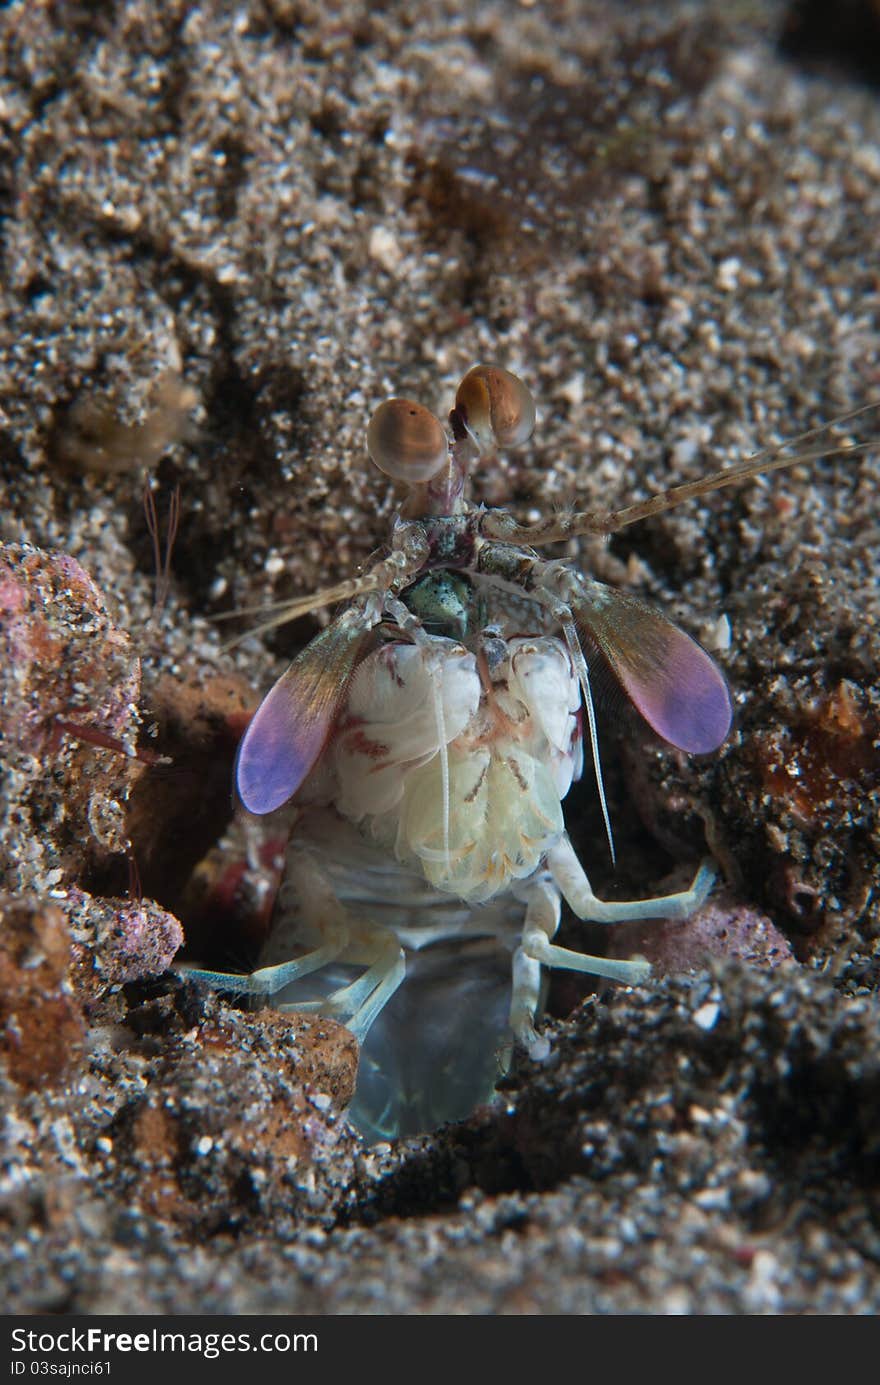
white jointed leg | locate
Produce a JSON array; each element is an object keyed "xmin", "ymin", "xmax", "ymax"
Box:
[
  {"xmin": 521, "ymin": 934, "xmax": 652, "ymax": 986},
  {"xmin": 547, "ymin": 836, "xmax": 715, "ymax": 924},
  {"xmin": 184, "ymin": 920, "xmax": 349, "ymax": 998},
  {"xmin": 283, "ymin": 935, "xmax": 406, "ymax": 1044},
  {"xmin": 342, "ymin": 944, "xmax": 406, "ymax": 1044},
  {"xmin": 510, "ymin": 877, "xmax": 560, "ymax": 1059},
  {"xmin": 188, "ymin": 830, "xmax": 408, "ymax": 1043},
  {"xmin": 512, "ymin": 876, "xmax": 652, "ymax": 1059}
]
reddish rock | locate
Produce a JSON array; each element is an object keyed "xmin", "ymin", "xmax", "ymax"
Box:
[
  {"xmin": 750, "ymin": 681, "xmax": 879, "ymax": 835},
  {"xmin": 607, "ymin": 891, "xmax": 794, "ymax": 974},
  {"xmin": 0, "ymin": 544, "xmax": 143, "ymax": 892},
  {"xmin": 62, "ymin": 886, "xmax": 184, "ymax": 1003},
  {"xmin": 0, "ymin": 895, "xmax": 85, "ymax": 1090},
  {"xmin": 103, "ymin": 1000, "xmax": 359, "ymax": 1232}
]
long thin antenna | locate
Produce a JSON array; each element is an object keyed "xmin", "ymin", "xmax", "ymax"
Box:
[
  {"xmin": 143, "ymin": 480, "xmax": 181, "ymax": 621},
  {"xmin": 215, "ymin": 544, "xmax": 431, "ymax": 651},
  {"xmin": 561, "ymin": 619, "xmax": 616, "ymax": 867},
  {"xmin": 490, "ymin": 402, "xmax": 879, "ymax": 547},
  {"xmin": 430, "ymin": 663, "xmax": 452, "ymax": 876}
]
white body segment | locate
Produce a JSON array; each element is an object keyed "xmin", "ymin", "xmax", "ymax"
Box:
[{"xmin": 312, "ymin": 634, "xmax": 583, "ymax": 904}]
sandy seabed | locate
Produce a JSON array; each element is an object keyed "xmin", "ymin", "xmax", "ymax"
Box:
[{"xmin": 0, "ymin": 0, "xmax": 879, "ymax": 1313}]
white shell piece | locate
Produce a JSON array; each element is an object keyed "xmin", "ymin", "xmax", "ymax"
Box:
[
  {"xmin": 398, "ymin": 743, "xmax": 565, "ymax": 902},
  {"xmin": 331, "ymin": 639, "xmax": 480, "ymax": 820},
  {"xmin": 271, "ymin": 808, "xmax": 525, "ymax": 955},
  {"xmin": 319, "ymin": 630, "xmax": 583, "ymax": 905},
  {"xmin": 505, "ymin": 637, "xmax": 583, "ymax": 794}
]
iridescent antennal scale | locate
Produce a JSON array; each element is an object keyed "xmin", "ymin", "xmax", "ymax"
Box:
[
  {"xmin": 236, "ymin": 615, "xmax": 372, "ymax": 814},
  {"xmin": 573, "ymin": 582, "xmax": 733, "ymax": 755}
]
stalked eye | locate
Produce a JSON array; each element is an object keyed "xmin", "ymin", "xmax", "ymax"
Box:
[
  {"xmin": 454, "ymin": 365, "xmax": 536, "ymax": 453},
  {"xmin": 367, "ymin": 398, "xmax": 449, "ymax": 482}
]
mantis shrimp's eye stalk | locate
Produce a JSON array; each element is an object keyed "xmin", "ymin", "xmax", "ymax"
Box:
[
  {"xmin": 367, "ymin": 398, "xmax": 449, "ymax": 482},
  {"xmin": 454, "ymin": 365, "xmax": 536, "ymax": 453}
]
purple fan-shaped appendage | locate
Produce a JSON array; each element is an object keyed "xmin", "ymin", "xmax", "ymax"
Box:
[
  {"xmin": 235, "ymin": 671, "xmax": 328, "ymax": 815},
  {"xmin": 576, "ymin": 582, "xmax": 733, "ymax": 755},
  {"xmin": 620, "ymin": 630, "xmax": 733, "ymax": 754},
  {"xmin": 235, "ymin": 617, "xmax": 368, "ymax": 814}
]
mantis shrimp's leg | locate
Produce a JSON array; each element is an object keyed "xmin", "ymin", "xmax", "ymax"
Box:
[
  {"xmin": 183, "ymin": 919, "xmax": 348, "ymax": 998},
  {"xmin": 547, "ymin": 835, "xmax": 715, "ymax": 924},
  {"xmin": 280, "ymin": 935, "xmax": 406, "ymax": 1045},
  {"xmin": 260, "ymin": 844, "xmax": 407, "ymax": 1042},
  {"xmin": 512, "ymin": 873, "xmax": 654, "ymax": 1059},
  {"xmin": 186, "ymin": 850, "xmax": 352, "ymax": 1001},
  {"xmin": 510, "ymin": 876, "xmax": 560, "ymax": 1060}
]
